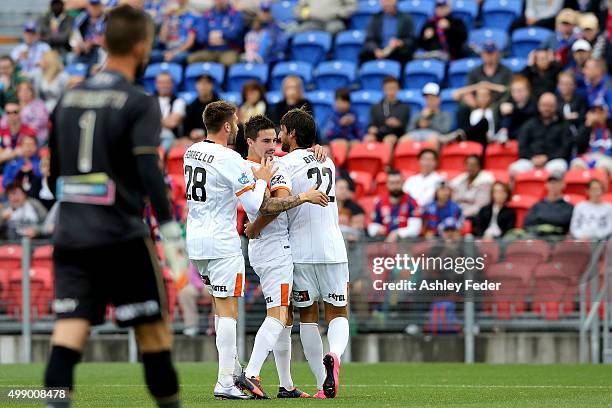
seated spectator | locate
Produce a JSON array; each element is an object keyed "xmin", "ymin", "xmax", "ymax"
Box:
[
  {"xmin": 70, "ymin": 0, "xmax": 106, "ymax": 65},
  {"xmin": 0, "ymin": 102, "xmax": 36, "ymax": 165},
  {"xmin": 0, "ymin": 56, "xmax": 25, "ymax": 109},
  {"xmin": 183, "ymin": 74, "xmax": 219, "ymax": 141},
  {"xmin": 578, "ymin": 13, "xmax": 607, "ymax": 61},
  {"xmin": 572, "ymin": 103, "xmax": 612, "ymax": 171},
  {"xmin": 566, "ymin": 39, "xmax": 592, "ymax": 95},
  {"xmin": 150, "ymin": 0, "xmax": 197, "ymax": 64},
  {"xmin": 496, "ymin": 75, "xmax": 537, "ymax": 141},
  {"xmin": 368, "ymin": 169, "xmax": 422, "ymax": 242},
  {"xmin": 402, "ymin": 148, "xmax": 444, "ymax": 207},
  {"xmin": 366, "ymin": 76, "xmax": 410, "ymax": 145},
  {"xmin": 294, "ymin": 0, "xmax": 356, "ymax": 34},
  {"xmin": 16, "ymin": 80, "xmax": 49, "ymax": 145},
  {"xmin": 450, "ymin": 155, "xmax": 494, "ymax": 219},
  {"xmin": 0, "ymin": 182, "xmax": 48, "ymax": 240},
  {"xmin": 155, "ymin": 72, "xmax": 186, "ymax": 151},
  {"xmin": 521, "ymin": 48, "xmax": 561, "ymax": 98},
  {"xmin": 243, "ymin": 2, "xmax": 287, "ymax": 64},
  {"xmin": 542, "ymin": 8, "xmax": 577, "ymax": 67},
  {"xmin": 418, "ymin": 0, "xmax": 468, "ymax": 61},
  {"xmin": 20, "ymin": 200, "xmax": 58, "ymax": 239},
  {"xmin": 511, "ymin": 0, "xmax": 564, "ymax": 31},
  {"xmin": 422, "ymin": 181, "xmax": 463, "ymax": 238},
  {"xmin": 144, "ymin": 0, "xmax": 170, "ymax": 27},
  {"xmin": 584, "ymin": 58, "xmax": 612, "ymax": 116},
  {"xmin": 189, "ymin": 0, "xmax": 244, "ymax": 67},
  {"xmin": 29, "ymin": 153, "xmax": 55, "ymax": 210},
  {"xmin": 323, "ymin": 88, "xmax": 362, "ymax": 146},
  {"xmin": 473, "ymin": 181, "xmax": 516, "ymax": 239},
  {"xmin": 37, "ymin": 0, "xmax": 74, "ymax": 56},
  {"xmin": 359, "ymin": 0, "xmax": 415, "ymax": 65},
  {"xmin": 32, "ymin": 50, "xmax": 69, "ymax": 113},
  {"xmin": 570, "ymin": 179, "xmax": 612, "ymax": 240},
  {"xmin": 336, "ymin": 177, "xmax": 365, "ymax": 242},
  {"xmin": 523, "ymin": 172, "xmax": 573, "ymax": 236},
  {"xmin": 455, "ymin": 85, "xmax": 500, "ymax": 146},
  {"xmin": 556, "ymin": 71, "xmax": 587, "ymax": 134},
  {"xmin": 11, "ymin": 22, "xmax": 51, "ymax": 78},
  {"xmin": 463, "ymin": 41, "xmax": 511, "ymax": 108},
  {"xmin": 510, "ymin": 92, "xmax": 572, "ymax": 175},
  {"xmin": 3, "ymin": 134, "xmax": 41, "ymax": 192},
  {"xmin": 401, "ymin": 82, "xmax": 451, "ymax": 147},
  {"xmin": 271, "ymin": 75, "xmax": 313, "ymax": 124},
  {"xmin": 239, "ymin": 80, "xmax": 267, "ymax": 124}
]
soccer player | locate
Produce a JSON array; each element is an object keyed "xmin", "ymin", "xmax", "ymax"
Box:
[
  {"xmin": 279, "ymin": 108, "xmax": 350, "ymax": 399},
  {"xmin": 45, "ymin": 5, "xmax": 186, "ymax": 408},
  {"xmin": 184, "ymin": 101, "xmax": 328, "ymax": 399}
]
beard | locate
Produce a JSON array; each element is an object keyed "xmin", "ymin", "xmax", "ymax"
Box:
[
  {"xmin": 281, "ymin": 138, "xmax": 291, "ymax": 152},
  {"xmin": 227, "ymin": 126, "xmax": 238, "ymax": 145},
  {"xmin": 390, "ymin": 189, "xmax": 404, "ymax": 198}
]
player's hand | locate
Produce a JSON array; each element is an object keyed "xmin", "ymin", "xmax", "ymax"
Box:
[
  {"xmin": 308, "ymin": 144, "xmax": 328, "ymax": 162},
  {"xmin": 299, "ymin": 184, "xmax": 329, "ymax": 207},
  {"xmin": 244, "ymin": 222, "xmax": 260, "ymax": 239},
  {"xmin": 159, "ymin": 221, "xmax": 188, "ymax": 282},
  {"xmin": 252, "ymin": 156, "xmax": 277, "ymax": 184}
]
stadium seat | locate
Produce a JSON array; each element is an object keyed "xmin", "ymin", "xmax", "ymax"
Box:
[
  {"xmin": 484, "ymin": 141, "xmax": 518, "ymax": 170},
  {"xmin": 65, "ymin": 63, "xmax": 89, "ymax": 77},
  {"xmin": 551, "ymin": 240, "xmax": 592, "ymax": 283},
  {"xmin": 166, "ymin": 145, "xmax": 188, "ymax": 176},
  {"xmin": 451, "ymin": 0, "xmax": 478, "ymax": 30},
  {"xmin": 468, "ymin": 28, "xmax": 509, "ymax": 52},
  {"xmin": 266, "ymin": 90, "xmax": 283, "ymax": 108},
  {"xmin": 184, "ymin": 62, "xmax": 224, "ymax": 91},
  {"xmin": 531, "ymin": 277, "xmax": 574, "ymax": 320},
  {"xmin": 487, "ymin": 276, "xmax": 528, "ymax": 319},
  {"xmin": 314, "ymin": 60, "xmax": 357, "ymax": 90},
  {"xmin": 397, "ymin": 89, "xmax": 425, "ymax": 112},
  {"xmin": 374, "ymin": 172, "xmax": 388, "ymax": 196},
  {"xmin": 508, "ymin": 194, "xmax": 538, "ymax": 228},
  {"xmin": 511, "ymin": 27, "xmax": 554, "ymax": 58},
  {"xmin": 358, "ymin": 195, "xmax": 378, "ymax": 218},
  {"xmin": 351, "ymin": 0, "xmax": 381, "ymax": 30},
  {"xmin": 219, "ymin": 92, "xmax": 243, "ymax": 106},
  {"xmin": 603, "ymin": 193, "xmax": 612, "ymax": 203},
  {"xmin": 393, "ymin": 141, "xmax": 436, "ymax": 172},
  {"xmin": 403, "ymin": 59, "xmax": 446, "ymax": 90},
  {"xmin": 32, "ymin": 245, "xmax": 53, "ymax": 270},
  {"xmin": 143, "ymin": 62, "xmax": 182, "ymax": 94},
  {"xmin": 291, "ymin": 31, "xmax": 332, "ymax": 65},
  {"xmin": 563, "ymin": 168, "xmax": 607, "ymax": 195},
  {"xmin": 349, "ymin": 171, "xmax": 374, "ymax": 198},
  {"xmin": 227, "ymin": 63, "xmax": 269, "ymax": 92},
  {"xmin": 448, "ymin": 58, "xmax": 481, "ymax": 88},
  {"xmin": 178, "ymin": 91, "xmax": 197, "ymax": 105},
  {"xmin": 0, "ymin": 245, "xmax": 22, "ymax": 270},
  {"xmin": 270, "ymin": 61, "xmax": 313, "ymax": 91},
  {"xmin": 489, "ymin": 169, "xmax": 510, "ymax": 184},
  {"xmin": 168, "ymin": 173, "xmax": 186, "ymax": 205},
  {"xmin": 563, "ymin": 194, "xmax": 586, "ymax": 206},
  {"xmin": 475, "ymin": 240, "xmax": 500, "ymax": 265},
  {"xmin": 350, "ymin": 90, "xmax": 383, "ymax": 123},
  {"xmin": 486, "ymin": 261, "xmax": 535, "ymax": 286},
  {"xmin": 513, "ymin": 169, "xmax": 548, "ymax": 198},
  {"xmin": 482, "ymin": 0, "xmax": 523, "ymax": 32},
  {"xmin": 329, "ymin": 140, "xmax": 348, "ymax": 167},
  {"xmin": 271, "ymin": 0, "xmax": 298, "ymax": 25},
  {"xmin": 359, "ymin": 59, "xmax": 401, "ymax": 90},
  {"xmin": 274, "ymin": 144, "xmax": 287, "ymax": 157},
  {"xmin": 438, "ymin": 169, "xmax": 462, "ymax": 181},
  {"xmin": 346, "ymin": 142, "xmax": 391, "ymax": 177},
  {"xmin": 305, "ymin": 90, "xmax": 334, "ymax": 130},
  {"xmin": 440, "ymin": 88, "xmax": 458, "ymax": 129},
  {"xmin": 505, "ymin": 239, "xmax": 550, "ymax": 264},
  {"xmin": 398, "ymin": 0, "xmax": 436, "ymax": 36},
  {"xmin": 440, "ymin": 141, "xmax": 483, "ymax": 171},
  {"xmin": 502, "ymin": 57, "xmax": 528, "ymax": 73},
  {"xmin": 334, "ymin": 30, "xmax": 366, "ymax": 62}
]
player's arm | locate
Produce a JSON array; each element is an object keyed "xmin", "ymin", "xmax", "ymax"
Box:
[
  {"xmin": 257, "ymin": 185, "xmax": 328, "ymax": 216},
  {"xmin": 244, "ymin": 187, "xmax": 289, "ymax": 239}
]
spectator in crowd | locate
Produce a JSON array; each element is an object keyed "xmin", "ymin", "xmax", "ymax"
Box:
[
  {"xmin": 584, "ymin": 58, "xmax": 612, "ymax": 115},
  {"xmin": 456, "ymin": 86, "xmax": 500, "ymax": 146},
  {"xmin": 464, "ymin": 41, "xmax": 512, "ymax": 106},
  {"xmin": 510, "ymin": 92, "xmax": 572, "ymax": 175},
  {"xmin": 2, "ymin": 134, "xmax": 41, "ymax": 192},
  {"xmin": 32, "ymin": 50, "xmax": 69, "ymax": 112},
  {"xmin": 0, "ymin": 56, "xmax": 25, "ymax": 109},
  {"xmin": 401, "ymin": 82, "xmax": 451, "ymax": 147},
  {"xmin": 38, "ymin": 0, "xmax": 74, "ymax": 56},
  {"xmin": 521, "ymin": 48, "xmax": 561, "ymax": 98},
  {"xmin": 556, "ymin": 71, "xmax": 588, "ymax": 134},
  {"xmin": 368, "ymin": 169, "xmax": 422, "ymax": 242},
  {"xmin": 189, "ymin": 0, "xmax": 244, "ymax": 66},
  {"xmin": 232, "ymin": 0, "xmax": 262, "ymax": 27},
  {"xmin": 402, "ymin": 148, "xmax": 444, "ymax": 207},
  {"xmin": 570, "ymin": 179, "xmax": 612, "ymax": 240},
  {"xmin": 366, "ymin": 76, "xmax": 410, "ymax": 145},
  {"xmin": 178, "ymin": 262, "xmax": 210, "ymax": 337},
  {"xmin": 450, "ymin": 155, "xmax": 494, "ymax": 219},
  {"xmin": 567, "ymin": 39, "xmax": 592, "ymax": 95},
  {"xmin": 422, "ymin": 181, "xmax": 463, "ymax": 238},
  {"xmin": 0, "ymin": 182, "xmax": 48, "ymax": 240},
  {"xmin": 418, "ymin": 0, "xmax": 468, "ymax": 61},
  {"xmin": 70, "ymin": 0, "xmax": 106, "ymax": 65},
  {"xmin": 15, "ymin": 80, "xmax": 49, "ymax": 145},
  {"xmin": 144, "ymin": 0, "xmax": 170, "ymax": 27},
  {"xmin": 360, "ymin": 0, "xmax": 416, "ymax": 65},
  {"xmin": 29, "ymin": 153, "xmax": 55, "ymax": 210},
  {"xmin": 512, "ymin": 0, "xmax": 564, "ymax": 31},
  {"xmin": 243, "ymin": 2, "xmax": 287, "ymax": 64},
  {"xmin": 11, "ymin": 22, "xmax": 51, "ymax": 78},
  {"xmin": 271, "ymin": 75, "xmax": 312, "ymax": 124},
  {"xmin": 578, "ymin": 13, "xmax": 607, "ymax": 60},
  {"xmin": 323, "ymin": 88, "xmax": 362, "ymax": 146},
  {"xmin": 239, "ymin": 80, "xmax": 267, "ymax": 124},
  {"xmin": 573, "ymin": 103, "xmax": 612, "ymax": 171},
  {"xmin": 543, "ymin": 9, "xmax": 578, "ymax": 67},
  {"xmin": 151, "ymin": 0, "xmax": 197, "ymax": 64},
  {"xmin": 20, "ymin": 200, "xmax": 58, "ymax": 239},
  {"xmin": 496, "ymin": 75, "xmax": 537, "ymax": 141},
  {"xmin": 523, "ymin": 172, "xmax": 573, "ymax": 236},
  {"xmin": 183, "ymin": 74, "xmax": 219, "ymax": 141},
  {"xmin": 294, "ymin": 0, "xmax": 356, "ymax": 34},
  {"xmin": 155, "ymin": 72, "xmax": 186, "ymax": 151},
  {"xmin": 0, "ymin": 102, "xmax": 36, "ymax": 165},
  {"xmin": 336, "ymin": 177, "xmax": 365, "ymax": 242},
  {"xmin": 473, "ymin": 181, "xmax": 516, "ymax": 239}
]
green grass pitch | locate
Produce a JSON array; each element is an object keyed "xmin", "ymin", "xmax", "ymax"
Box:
[{"xmin": 1, "ymin": 362, "xmax": 611, "ymax": 407}]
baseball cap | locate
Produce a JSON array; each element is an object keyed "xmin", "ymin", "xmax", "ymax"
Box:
[
  {"xmin": 23, "ymin": 21, "xmax": 37, "ymax": 33},
  {"xmin": 435, "ymin": 0, "xmax": 448, "ymax": 6},
  {"xmin": 571, "ymin": 39, "xmax": 592, "ymax": 53},
  {"xmin": 260, "ymin": 1, "xmax": 272, "ymax": 11},
  {"xmin": 579, "ymin": 13, "xmax": 599, "ymax": 31},
  {"xmin": 89, "ymin": 0, "xmax": 102, "ymax": 5},
  {"xmin": 481, "ymin": 40, "xmax": 498, "ymax": 53},
  {"xmin": 422, "ymin": 82, "xmax": 440, "ymax": 96}
]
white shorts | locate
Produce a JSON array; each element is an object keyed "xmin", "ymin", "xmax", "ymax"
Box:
[
  {"xmin": 292, "ymin": 263, "xmax": 349, "ymax": 308},
  {"xmin": 252, "ymin": 254, "xmax": 293, "ymax": 309},
  {"xmin": 193, "ymin": 255, "xmax": 245, "ymax": 298}
]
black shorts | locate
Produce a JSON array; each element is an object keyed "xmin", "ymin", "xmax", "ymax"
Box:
[{"xmin": 53, "ymin": 237, "xmax": 167, "ymax": 327}]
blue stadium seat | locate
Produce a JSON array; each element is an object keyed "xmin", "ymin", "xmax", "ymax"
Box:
[
  {"xmin": 266, "ymin": 90, "xmax": 283, "ymax": 109},
  {"xmin": 143, "ymin": 62, "xmax": 183, "ymax": 94},
  {"xmin": 305, "ymin": 90, "xmax": 335, "ymax": 130},
  {"xmin": 397, "ymin": 89, "xmax": 425, "ymax": 112},
  {"xmin": 65, "ymin": 63, "xmax": 89, "ymax": 77},
  {"xmin": 398, "ymin": 0, "xmax": 435, "ymax": 36},
  {"xmin": 511, "ymin": 27, "xmax": 554, "ymax": 58},
  {"xmin": 219, "ymin": 92, "xmax": 242, "ymax": 106},
  {"xmin": 468, "ymin": 28, "xmax": 509, "ymax": 52},
  {"xmin": 184, "ymin": 62, "xmax": 225, "ymax": 92},
  {"xmin": 448, "ymin": 58, "xmax": 481, "ymax": 88},
  {"xmin": 451, "ymin": 0, "xmax": 478, "ymax": 30},
  {"xmin": 502, "ymin": 57, "xmax": 527, "ymax": 73},
  {"xmin": 351, "ymin": 0, "xmax": 381, "ymax": 30},
  {"xmin": 440, "ymin": 88, "xmax": 458, "ymax": 129},
  {"xmin": 271, "ymin": 0, "xmax": 298, "ymax": 25},
  {"xmin": 315, "ymin": 60, "xmax": 357, "ymax": 90},
  {"xmin": 403, "ymin": 59, "xmax": 446, "ymax": 90},
  {"xmin": 334, "ymin": 30, "xmax": 366, "ymax": 62},
  {"xmin": 482, "ymin": 0, "xmax": 523, "ymax": 31},
  {"xmin": 178, "ymin": 91, "xmax": 197, "ymax": 105},
  {"xmin": 359, "ymin": 59, "xmax": 401, "ymax": 90},
  {"xmin": 270, "ymin": 61, "xmax": 313, "ymax": 91},
  {"xmin": 226, "ymin": 63, "xmax": 268, "ymax": 92},
  {"xmin": 291, "ymin": 31, "xmax": 332, "ymax": 65},
  {"xmin": 350, "ymin": 90, "xmax": 383, "ymax": 125}
]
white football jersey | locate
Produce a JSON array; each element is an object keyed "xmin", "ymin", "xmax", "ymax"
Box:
[{"xmin": 279, "ymin": 149, "xmax": 348, "ymax": 263}]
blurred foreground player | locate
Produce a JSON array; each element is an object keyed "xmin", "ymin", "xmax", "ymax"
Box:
[{"xmin": 45, "ymin": 5, "xmax": 186, "ymax": 408}]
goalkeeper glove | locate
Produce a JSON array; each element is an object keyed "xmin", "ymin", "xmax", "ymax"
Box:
[{"xmin": 159, "ymin": 221, "xmax": 188, "ymax": 282}]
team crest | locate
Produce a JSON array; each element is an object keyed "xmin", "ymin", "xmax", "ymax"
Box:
[{"xmin": 238, "ymin": 172, "xmax": 250, "ymax": 185}]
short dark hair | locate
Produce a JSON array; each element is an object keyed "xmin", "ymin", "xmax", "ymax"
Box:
[
  {"xmin": 105, "ymin": 5, "xmax": 153, "ymax": 56},
  {"xmin": 5, "ymin": 181, "xmax": 25, "ymax": 194},
  {"xmin": 335, "ymin": 88, "xmax": 351, "ymax": 102},
  {"xmin": 383, "ymin": 76, "xmax": 399, "ymax": 86},
  {"xmin": 196, "ymin": 74, "xmax": 214, "ymax": 83},
  {"xmin": 588, "ymin": 179, "xmax": 604, "ymax": 190},
  {"xmin": 280, "ymin": 107, "xmax": 316, "ymax": 148},
  {"xmin": 465, "ymin": 154, "xmax": 483, "ymax": 168},
  {"xmin": 203, "ymin": 100, "xmax": 237, "ymax": 134},
  {"xmin": 0, "ymin": 55, "xmax": 13, "ymax": 65},
  {"xmin": 244, "ymin": 114, "xmax": 275, "ymax": 141},
  {"xmin": 387, "ymin": 168, "xmax": 402, "ymax": 177},
  {"xmin": 418, "ymin": 148, "xmax": 439, "ymax": 161}
]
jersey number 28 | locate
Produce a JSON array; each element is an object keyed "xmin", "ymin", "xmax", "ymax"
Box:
[{"xmin": 184, "ymin": 165, "xmax": 206, "ymax": 202}]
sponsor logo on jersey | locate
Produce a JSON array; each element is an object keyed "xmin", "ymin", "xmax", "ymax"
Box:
[
  {"xmin": 202, "ymin": 275, "xmax": 211, "ymax": 286},
  {"xmin": 328, "ymin": 293, "xmax": 346, "ymax": 302},
  {"xmin": 238, "ymin": 172, "xmax": 250, "ymax": 185},
  {"xmin": 52, "ymin": 298, "xmax": 78, "ymax": 313},
  {"xmin": 212, "ymin": 285, "xmax": 228, "ymax": 292},
  {"xmin": 292, "ymin": 290, "xmax": 310, "ymax": 302},
  {"xmin": 265, "ymin": 296, "xmax": 273, "ymax": 303},
  {"xmin": 270, "ymin": 174, "xmax": 285, "ymax": 186}
]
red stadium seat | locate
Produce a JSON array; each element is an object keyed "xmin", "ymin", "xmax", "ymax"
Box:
[
  {"xmin": 0, "ymin": 245, "xmax": 22, "ymax": 270},
  {"xmin": 237, "ymin": 203, "xmax": 246, "ymax": 235},
  {"xmin": 438, "ymin": 169, "xmax": 462, "ymax": 182},
  {"xmin": 531, "ymin": 277, "xmax": 574, "ymax": 320},
  {"xmin": 513, "ymin": 169, "xmax": 548, "ymax": 198},
  {"xmin": 486, "ymin": 261, "xmax": 536, "ymax": 286},
  {"xmin": 32, "ymin": 245, "xmax": 53, "ymax": 270},
  {"xmin": 484, "ymin": 262, "xmax": 532, "ymax": 319},
  {"xmin": 168, "ymin": 173, "xmax": 186, "ymax": 205},
  {"xmin": 505, "ymin": 239, "xmax": 550, "ymax": 264},
  {"xmin": 7, "ymin": 269, "xmax": 50, "ymax": 318},
  {"xmin": 602, "ymin": 193, "xmax": 612, "ymax": 203},
  {"xmin": 329, "ymin": 140, "xmax": 348, "ymax": 167},
  {"xmin": 357, "ymin": 196, "xmax": 378, "ymax": 220},
  {"xmin": 274, "ymin": 143, "xmax": 287, "ymax": 157},
  {"xmin": 346, "ymin": 142, "xmax": 391, "ymax": 177},
  {"xmin": 475, "ymin": 240, "xmax": 500, "ymax": 265},
  {"xmin": 375, "ymin": 172, "xmax": 388, "ymax": 196},
  {"xmin": 507, "ymin": 194, "xmax": 539, "ymax": 228},
  {"xmin": 551, "ymin": 240, "xmax": 592, "ymax": 283},
  {"xmin": 166, "ymin": 145, "xmax": 187, "ymax": 176},
  {"xmin": 562, "ymin": 193, "xmax": 586, "ymax": 206},
  {"xmin": 349, "ymin": 171, "xmax": 374, "ymax": 199},
  {"xmin": 440, "ymin": 141, "xmax": 483, "ymax": 171},
  {"xmin": 489, "ymin": 169, "xmax": 510, "ymax": 184},
  {"xmin": 563, "ymin": 168, "xmax": 607, "ymax": 195},
  {"xmin": 484, "ymin": 141, "xmax": 518, "ymax": 170},
  {"xmin": 393, "ymin": 141, "xmax": 436, "ymax": 173}
]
